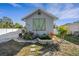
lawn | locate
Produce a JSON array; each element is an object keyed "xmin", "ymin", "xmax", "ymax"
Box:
[{"xmin": 16, "ymin": 44, "xmax": 43, "ymax": 56}]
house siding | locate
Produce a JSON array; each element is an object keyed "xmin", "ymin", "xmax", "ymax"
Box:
[
  {"xmin": 67, "ymin": 23, "xmax": 79, "ymax": 34},
  {"xmin": 24, "ymin": 11, "xmax": 54, "ymax": 34}
]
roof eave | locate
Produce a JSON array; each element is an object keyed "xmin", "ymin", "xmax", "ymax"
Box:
[{"xmin": 22, "ymin": 8, "xmax": 58, "ymax": 21}]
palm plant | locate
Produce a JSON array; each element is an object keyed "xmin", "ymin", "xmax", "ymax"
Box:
[{"xmin": 57, "ymin": 26, "xmax": 68, "ymax": 39}]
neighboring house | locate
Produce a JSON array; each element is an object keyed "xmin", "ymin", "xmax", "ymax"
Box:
[
  {"xmin": 64, "ymin": 22, "xmax": 79, "ymax": 34},
  {"xmin": 22, "ymin": 9, "xmax": 58, "ymax": 34}
]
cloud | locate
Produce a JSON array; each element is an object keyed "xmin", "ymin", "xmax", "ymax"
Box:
[
  {"xmin": 59, "ymin": 8, "xmax": 79, "ymax": 19},
  {"xmin": 46, "ymin": 4, "xmax": 62, "ymax": 15},
  {"xmin": 64, "ymin": 3, "xmax": 74, "ymax": 10},
  {"xmin": 9, "ymin": 3, "xmax": 22, "ymax": 8},
  {"xmin": 29, "ymin": 3, "xmax": 79, "ymax": 19},
  {"xmin": 46, "ymin": 3, "xmax": 79, "ymax": 19}
]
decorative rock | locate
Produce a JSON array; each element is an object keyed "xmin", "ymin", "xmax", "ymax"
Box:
[
  {"xmin": 43, "ymin": 52, "xmax": 50, "ymax": 56},
  {"xmin": 30, "ymin": 48, "xmax": 36, "ymax": 52},
  {"xmin": 31, "ymin": 44, "xmax": 36, "ymax": 48}
]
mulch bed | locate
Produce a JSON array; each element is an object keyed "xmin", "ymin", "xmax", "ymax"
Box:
[{"xmin": 0, "ymin": 40, "xmax": 32, "ymax": 56}]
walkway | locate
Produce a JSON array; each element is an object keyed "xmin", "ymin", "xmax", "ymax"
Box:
[{"xmin": 0, "ymin": 29, "xmax": 21, "ymax": 43}]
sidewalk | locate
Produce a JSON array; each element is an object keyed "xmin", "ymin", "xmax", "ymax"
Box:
[{"xmin": 0, "ymin": 29, "xmax": 21, "ymax": 43}]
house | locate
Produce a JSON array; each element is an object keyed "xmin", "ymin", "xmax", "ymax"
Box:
[
  {"xmin": 63, "ymin": 22, "xmax": 79, "ymax": 34},
  {"xmin": 22, "ymin": 9, "xmax": 58, "ymax": 35}
]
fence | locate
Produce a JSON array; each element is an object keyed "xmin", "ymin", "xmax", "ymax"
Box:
[{"xmin": 0, "ymin": 29, "xmax": 19, "ymax": 35}]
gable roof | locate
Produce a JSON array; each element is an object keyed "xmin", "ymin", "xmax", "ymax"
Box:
[{"xmin": 22, "ymin": 8, "xmax": 58, "ymax": 21}]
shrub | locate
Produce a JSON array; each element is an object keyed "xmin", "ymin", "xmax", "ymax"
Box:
[
  {"xmin": 56, "ymin": 26, "xmax": 68, "ymax": 38},
  {"xmin": 73, "ymin": 31, "xmax": 79, "ymax": 37},
  {"xmin": 32, "ymin": 34, "xmax": 40, "ymax": 39},
  {"xmin": 29, "ymin": 31, "xmax": 34, "ymax": 36},
  {"xmin": 23, "ymin": 34, "xmax": 32, "ymax": 40},
  {"xmin": 39, "ymin": 34, "xmax": 51, "ymax": 40},
  {"xmin": 30, "ymin": 33, "xmax": 51, "ymax": 40},
  {"xmin": 22, "ymin": 29, "xmax": 26, "ymax": 34},
  {"xmin": 19, "ymin": 29, "xmax": 51, "ymax": 40},
  {"xmin": 22, "ymin": 31, "xmax": 34, "ymax": 40},
  {"xmin": 19, "ymin": 33, "xmax": 22, "ymax": 38}
]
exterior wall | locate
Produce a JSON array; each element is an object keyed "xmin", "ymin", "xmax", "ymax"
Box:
[
  {"xmin": 68, "ymin": 24, "xmax": 79, "ymax": 34},
  {"xmin": 24, "ymin": 11, "xmax": 54, "ymax": 34},
  {"xmin": 0, "ymin": 29, "xmax": 19, "ymax": 35}
]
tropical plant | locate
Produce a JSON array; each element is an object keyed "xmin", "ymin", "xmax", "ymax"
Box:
[
  {"xmin": 0, "ymin": 16, "xmax": 14, "ymax": 28},
  {"xmin": 22, "ymin": 31, "xmax": 34, "ymax": 40},
  {"xmin": 39, "ymin": 34, "xmax": 51, "ymax": 40},
  {"xmin": 57, "ymin": 26, "xmax": 68, "ymax": 38}
]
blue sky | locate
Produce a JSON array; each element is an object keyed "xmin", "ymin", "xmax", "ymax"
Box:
[{"xmin": 0, "ymin": 3, "xmax": 79, "ymax": 26}]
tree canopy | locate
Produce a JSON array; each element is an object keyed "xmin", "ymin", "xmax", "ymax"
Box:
[
  {"xmin": 14, "ymin": 23, "xmax": 23, "ymax": 28},
  {"xmin": 56, "ymin": 25, "xmax": 68, "ymax": 38},
  {"xmin": 0, "ymin": 16, "xmax": 23, "ymax": 28}
]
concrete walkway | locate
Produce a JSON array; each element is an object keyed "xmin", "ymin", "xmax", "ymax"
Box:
[
  {"xmin": 13, "ymin": 38, "xmax": 37, "ymax": 43},
  {"xmin": 0, "ymin": 29, "xmax": 38, "ymax": 43},
  {"xmin": 0, "ymin": 29, "xmax": 21, "ymax": 43}
]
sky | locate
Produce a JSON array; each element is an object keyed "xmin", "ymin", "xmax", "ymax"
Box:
[{"xmin": 0, "ymin": 3, "xmax": 79, "ymax": 26}]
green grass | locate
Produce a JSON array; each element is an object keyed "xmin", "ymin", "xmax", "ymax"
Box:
[{"xmin": 16, "ymin": 44, "xmax": 43, "ymax": 56}]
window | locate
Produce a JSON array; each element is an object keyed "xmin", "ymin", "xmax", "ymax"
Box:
[
  {"xmin": 33, "ymin": 18, "xmax": 46, "ymax": 31},
  {"xmin": 38, "ymin": 11, "xmax": 41, "ymax": 15}
]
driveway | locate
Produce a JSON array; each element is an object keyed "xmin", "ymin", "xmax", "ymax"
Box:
[{"xmin": 0, "ymin": 29, "xmax": 21, "ymax": 43}]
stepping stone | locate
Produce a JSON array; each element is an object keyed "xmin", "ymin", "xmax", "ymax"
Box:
[{"xmin": 30, "ymin": 48, "xmax": 36, "ymax": 52}]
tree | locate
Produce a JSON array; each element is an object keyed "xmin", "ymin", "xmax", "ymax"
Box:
[
  {"xmin": 57, "ymin": 26, "xmax": 68, "ymax": 38},
  {"xmin": 2, "ymin": 16, "xmax": 13, "ymax": 23},
  {"xmin": 0, "ymin": 16, "xmax": 23, "ymax": 28},
  {"xmin": 0, "ymin": 19, "xmax": 2, "ymax": 22},
  {"xmin": 0, "ymin": 16, "xmax": 14, "ymax": 28},
  {"xmin": 14, "ymin": 23, "xmax": 23, "ymax": 28}
]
